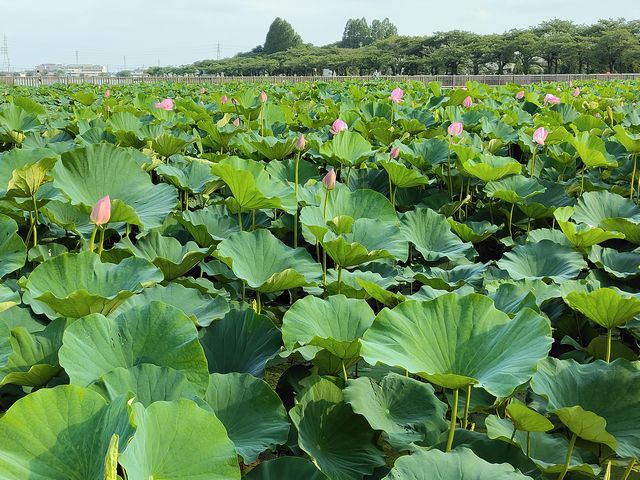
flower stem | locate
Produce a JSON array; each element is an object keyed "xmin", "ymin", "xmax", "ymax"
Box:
[
  {"xmin": 556, "ymin": 432, "xmax": 577, "ymax": 480},
  {"xmin": 508, "ymin": 203, "xmax": 515, "ymax": 237},
  {"xmin": 446, "ymin": 388, "xmax": 459, "ymax": 452},
  {"xmin": 631, "ymin": 154, "xmax": 637, "ymax": 199},
  {"xmin": 341, "ymin": 361, "xmax": 348, "ymax": 382},
  {"xmin": 237, "ymin": 211, "xmax": 243, "ymax": 232},
  {"xmin": 337, "ymin": 266, "xmax": 342, "ymax": 294},
  {"xmin": 255, "ymin": 291, "xmax": 261, "ymax": 314},
  {"xmin": 89, "ymin": 225, "xmax": 99, "ymax": 252},
  {"xmin": 606, "ymin": 328, "xmax": 612, "ymax": 363},
  {"xmin": 98, "ymin": 227, "xmax": 106, "ymax": 255},
  {"xmin": 463, "ymin": 384, "xmax": 472, "ymax": 429},
  {"xmin": 294, "ymin": 153, "xmax": 300, "ymax": 248}
]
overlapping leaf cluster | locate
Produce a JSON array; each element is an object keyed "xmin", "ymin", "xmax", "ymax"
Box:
[{"xmin": 0, "ymin": 79, "xmax": 639, "ymax": 479}]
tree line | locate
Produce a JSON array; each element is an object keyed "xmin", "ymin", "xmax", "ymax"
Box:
[{"xmin": 146, "ymin": 17, "xmax": 640, "ymax": 76}]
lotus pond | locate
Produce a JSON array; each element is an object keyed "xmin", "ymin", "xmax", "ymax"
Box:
[{"xmin": 0, "ymin": 80, "xmax": 639, "ymax": 479}]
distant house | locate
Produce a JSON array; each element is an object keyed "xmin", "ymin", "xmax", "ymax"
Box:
[{"xmin": 34, "ymin": 63, "xmax": 107, "ymax": 77}]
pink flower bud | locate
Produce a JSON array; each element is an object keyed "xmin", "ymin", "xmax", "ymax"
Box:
[
  {"xmin": 389, "ymin": 87, "xmax": 404, "ymax": 104},
  {"xmin": 233, "ymin": 117, "xmax": 240, "ymax": 127},
  {"xmin": 544, "ymin": 94, "xmax": 561, "ymax": 105},
  {"xmin": 220, "ymin": 95, "xmax": 228, "ymax": 105},
  {"xmin": 390, "ymin": 146, "xmax": 400, "ymax": 159},
  {"xmin": 104, "ymin": 89, "xmax": 111, "ymax": 98},
  {"xmin": 463, "ymin": 96, "xmax": 473, "ymax": 108},
  {"xmin": 330, "ymin": 119, "xmax": 348, "ymax": 135},
  {"xmin": 447, "ymin": 122, "xmax": 464, "ymax": 137},
  {"xmin": 199, "ymin": 87, "xmax": 206, "ymax": 95},
  {"xmin": 260, "ymin": 90, "xmax": 268, "ymax": 103},
  {"xmin": 154, "ymin": 98, "xmax": 174, "ymax": 111},
  {"xmin": 323, "ymin": 169, "xmax": 336, "ymax": 190},
  {"xmin": 572, "ymin": 87, "xmax": 580, "ymax": 97},
  {"xmin": 533, "ymin": 127, "xmax": 549, "ymax": 146},
  {"xmin": 516, "ymin": 91, "xmax": 525, "ymax": 100},
  {"xmin": 90, "ymin": 195, "xmax": 111, "ymax": 226},
  {"xmin": 296, "ymin": 133, "xmax": 306, "ymax": 151},
  {"xmin": 232, "ymin": 98, "xmax": 238, "ymax": 105}
]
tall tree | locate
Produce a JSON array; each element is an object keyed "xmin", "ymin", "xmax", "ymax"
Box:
[
  {"xmin": 341, "ymin": 18, "xmax": 371, "ymax": 48},
  {"xmin": 370, "ymin": 18, "xmax": 398, "ymax": 42},
  {"xmin": 263, "ymin": 18, "xmax": 303, "ymax": 54}
]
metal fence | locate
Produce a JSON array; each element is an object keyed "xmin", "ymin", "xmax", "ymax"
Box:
[{"xmin": 1, "ymin": 73, "xmax": 640, "ymax": 87}]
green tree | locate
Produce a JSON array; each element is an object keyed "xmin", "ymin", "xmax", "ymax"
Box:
[
  {"xmin": 342, "ymin": 18, "xmax": 371, "ymax": 48},
  {"xmin": 370, "ymin": 18, "xmax": 398, "ymax": 42},
  {"xmin": 263, "ymin": 18, "xmax": 303, "ymax": 54}
]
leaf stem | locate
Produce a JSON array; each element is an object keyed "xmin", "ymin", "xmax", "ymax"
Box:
[
  {"xmin": 341, "ymin": 361, "xmax": 348, "ymax": 382},
  {"xmin": 556, "ymin": 432, "xmax": 577, "ymax": 480},
  {"xmin": 446, "ymin": 388, "xmax": 459, "ymax": 452},
  {"xmin": 237, "ymin": 211, "xmax": 243, "ymax": 232},
  {"xmin": 631, "ymin": 154, "xmax": 637, "ymax": 200},
  {"xmin": 463, "ymin": 384, "xmax": 472, "ymax": 429},
  {"xmin": 294, "ymin": 152, "xmax": 300, "ymax": 248},
  {"xmin": 606, "ymin": 328, "xmax": 612, "ymax": 362},
  {"xmin": 255, "ymin": 291, "xmax": 261, "ymax": 314},
  {"xmin": 337, "ymin": 265, "xmax": 342, "ymax": 294},
  {"xmin": 622, "ymin": 459, "xmax": 636, "ymax": 480},
  {"xmin": 98, "ymin": 227, "xmax": 106, "ymax": 255}
]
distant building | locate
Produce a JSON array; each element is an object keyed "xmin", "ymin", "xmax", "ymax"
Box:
[{"xmin": 34, "ymin": 63, "xmax": 107, "ymax": 77}]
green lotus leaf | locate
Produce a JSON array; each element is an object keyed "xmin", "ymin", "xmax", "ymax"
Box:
[
  {"xmin": 564, "ymin": 287, "xmax": 640, "ymax": 329},
  {"xmin": 448, "ymin": 219, "xmax": 500, "ymax": 243},
  {"xmin": 199, "ymin": 308, "xmax": 282, "ymax": 377},
  {"xmin": 485, "ymin": 175, "xmax": 546, "ymax": 204},
  {"xmin": 361, "ymin": 294, "xmax": 552, "ymax": 396},
  {"xmin": 531, "ymin": 357, "xmax": 640, "ymax": 458},
  {"xmin": 120, "ymin": 399, "xmax": 240, "ymax": 480},
  {"xmin": 300, "ymin": 186, "xmax": 397, "ymax": 243},
  {"xmin": 461, "ymin": 154, "xmax": 522, "ymax": 182},
  {"xmin": 401, "ymin": 208, "xmax": 476, "ymax": 261},
  {"xmin": 412, "ymin": 263, "xmax": 488, "ymax": 291},
  {"xmin": 179, "ymin": 204, "xmax": 264, "ymax": 246},
  {"xmin": 59, "ymin": 301, "xmax": 209, "ymax": 395},
  {"xmin": 151, "ymin": 131, "xmax": 193, "ymax": 158},
  {"xmin": 399, "ymin": 137, "xmax": 449, "ymax": 169},
  {"xmin": 518, "ymin": 181, "xmax": 574, "ymax": 219},
  {"xmin": 588, "ymin": 245, "xmax": 640, "ymax": 279},
  {"xmin": 0, "ymin": 317, "xmax": 65, "ymax": 387},
  {"xmin": 572, "ymin": 190, "xmax": 640, "ymax": 243},
  {"xmin": 282, "ymin": 294, "xmax": 375, "ymax": 368},
  {"xmin": 106, "ymin": 111, "xmax": 144, "ymax": 147},
  {"xmin": 485, "ymin": 415, "xmax": 600, "ymax": 476},
  {"xmin": 157, "ymin": 160, "xmax": 218, "ymax": 194},
  {"xmin": 245, "ymin": 457, "xmax": 327, "ymax": 480},
  {"xmin": 523, "ymin": 228, "xmax": 571, "ymax": 247},
  {"xmin": 266, "ymin": 157, "xmax": 319, "ymax": 190},
  {"xmin": 211, "ymin": 156, "xmax": 297, "ymax": 214},
  {"xmin": 216, "ymin": 229, "xmax": 322, "ymax": 293},
  {"xmin": 113, "ymin": 282, "xmax": 229, "ymax": 327},
  {"xmin": 0, "ymin": 147, "xmax": 58, "ymax": 198},
  {"xmin": 250, "ymin": 134, "xmax": 298, "ymax": 160},
  {"xmin": 322, "ymin": 218, "xmax": 407, "ymax": 268},
  {"xmin": 90, "ymin": 364, "xmax": 201, "ymax": 406},
  {"xmin": 22, "ymin": 251, "xmax": 163, "ymax": 318},
  {"xmin": 290, "ymin": 376, "xmax": 385, "ymax": 480},
  {"xmin": 0, "ymin": 104, "xmax": 41, "ymax": 142},
  {"xmin": 505, "ymin": 400, "xmax": 554, "ymax": 433},
  {"xmin": 203, "ymin": 372, "xmax": 289, "ymax": 462},
  {"xmin": 383, "ymin": 447, "xmax": 533, "ymax": 480},
  {"xmin": 344, "ymin": 373, "xmax": 448, "ymax": 449},
  {"xmin": 488, "ymin": 283, "xmax": 539, "ymax": 315},
  {"xmin": 0, "ymin": 385, "xmax": 134, "ymax": 480},
  {"xmin": 554, "ymin": 206, "xmax": 625, "ymax": 248},
  {"xmin": 380, "ymin": 159, "xmax": 430, "ymax": 188},
  {"xmin": 497, "ymin": 240, "xmax": 587, "ymax": 282},
  {"xmin": 613, "ymin": 125, "xmax": 640, "ymax": 153},
  {"xmin": 356, "ymin": 277, "xmax": 406, "ymax": 307},
  {"xmin": 51, "ymin": 143, "xmax": 178, "ymax": 229},
  {"xmin": 318, "ymin": 130, "xmax": 373, "ymax": 167},
  {"xmin": 113, "ymin": 230, "xmax": 209, "ymax": 281},
  {"xmin": 572, "ymin": 131, "xmax": 618, "ymax": 168},
  {"xmin": 0, "ymin": 214, "xmax": 26, "ymax": 279},
  {"xmin": 0, "ymin": 284, "xmax": 20, "ymax": 312}
]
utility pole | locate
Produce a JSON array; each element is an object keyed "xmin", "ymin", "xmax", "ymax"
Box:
[
  {"xmin": 123, "ymin": 55, "xmax": 127, "ymax": 71},
  {"xmin": 1, "ymin": 36, "xmax": 10, "ymax": 73},
  {"xmin": 217, "ymin": 41, "xmax": 221, "ymax": 61},
  {"xmin": 75, "ymin": 49, "xmax": 79, "ymax": 65}
]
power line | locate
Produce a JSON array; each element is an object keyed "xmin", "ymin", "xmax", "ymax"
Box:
[{"xmin": 1, "ymin": 36, "xmax": 10, "ymax": 73}]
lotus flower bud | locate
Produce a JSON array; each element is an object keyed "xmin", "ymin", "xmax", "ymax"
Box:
[
  {"xmin": 154, "ymin": 98, "xmax": 174, "ymax": 111},
  {"xmin": 232, "ymin": 97, "xmax": 238, "ymax": 105},
  {"xmin": 220, "ymin": 94, "xmax": 228, "ymax": 104},
  {"xmin": 199, "ymin": 87, "xmax": 206, "ymax": 95},
  {"xmin": 296, "ymin": 133, "xmax": 306, "ymax": 151},
  {"xmin": 233, "ymin": 117, "xmax": 240, "ymax": 127},
  {"xmin": 573, "ymin": 87, "xmax": 580, "ymax": 97},
  {"xmin": 104, "ymin": 89, "xmax": 111, "ymax": 98},
  {"xmin": 323, "ymin": 169, "xmax": 336, "ymax": 190},
  {"xmin": 90, "ymin": 195, "xmax": 111, "ymax": 226},
  {"xmin": 330, "ymin": 119, "xmax": 348, "ymax": 135},
  {"xmin": 463, "ymin": 96, "xmax": 473, "ymax": 108},
  {"xmin": 260, "ymin": 90, "xmax": 268, "ymax": 103},
  {"xmin": 544, "ymin": 94, "xmax": 561, "ymax": 105},
  {"xmin": 390, "ymin": 146, "xmax": 400, "ymax": 159},
  {"xmin": 390, "ymin": 87, "xmax": 404, "ymax": 104},
  {"xmin": 533, "ymin": 127, "xmax": 549, "ymax": 146},
  {"xmin": 516, "ymin": 91, "xmax": 525, "ymax": 100},
  {"xmin": 447, "ymin": 122, "xmax": 464, "ymax": 137}
]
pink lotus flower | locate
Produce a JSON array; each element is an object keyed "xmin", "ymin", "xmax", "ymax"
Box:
[
  {"xmin": 390, "ymin": 146, "xmax": 400, "ymax": 159},
  {"xmin": 330, "ymin": 119, "xmax": 348, "ymax": 135},
  {"xmin": 296, "ymin": 133, "xmax": 306, "ymax": 151},
  {"xmin": 544, "ymin": 94, "xmax": 561, "ymax": 105},
  {"xmin": 231, "ymin": 97, "xmax": 238, "ymax": 105},
  {"xmin": 199, "ymin": 87, "xmax": 206, "ymax": 95},
  {"xmin": 533, "ymin": 127, "xmax": 549, "ymax": 146},
  {"xmin": 233, "ymin": 117, "xmax": 240, "ymax": 127},
  {"xmin": 463, "ymin": 96, "xmax": 473, "ymax": 108},
  {"xmin": 516, "ymin": 91, "xmax": 525, "ymax": 100},
  {"xmin": 573, "ymin": 87, "xmax": 580, "ymax": 97},
  {"xmin": 220, "ymin": 95, "xmax": 228, "ymax": 105},
  {"xmin": 90, "ymin": 195, "xmax": 111, "ymax": 226},
  {"xmin": 447, "ymin": 122, "xmax": 464, "ymax": 137},
  {"xmin": 104, "ymin": 89, "xmax": 111, "ymax": 98},
  {"xmin": 323, "ymin": 169, "xmax": 336, "ymax": 190},
  {"xmin": 260, "ymin": 90, "xmax": 268, "ymax": 103},
  {"xmin": 389, "ymin": 87, "xmax": 404, "ymax": 104},
  {"xmin": 155, "ymin": 98, "xmax": 174, "ymax": 111}
]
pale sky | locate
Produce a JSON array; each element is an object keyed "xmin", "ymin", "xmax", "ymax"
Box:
[{"xmin": 1, "ymin": 0, "xmax": 638, "ymax": 71}]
